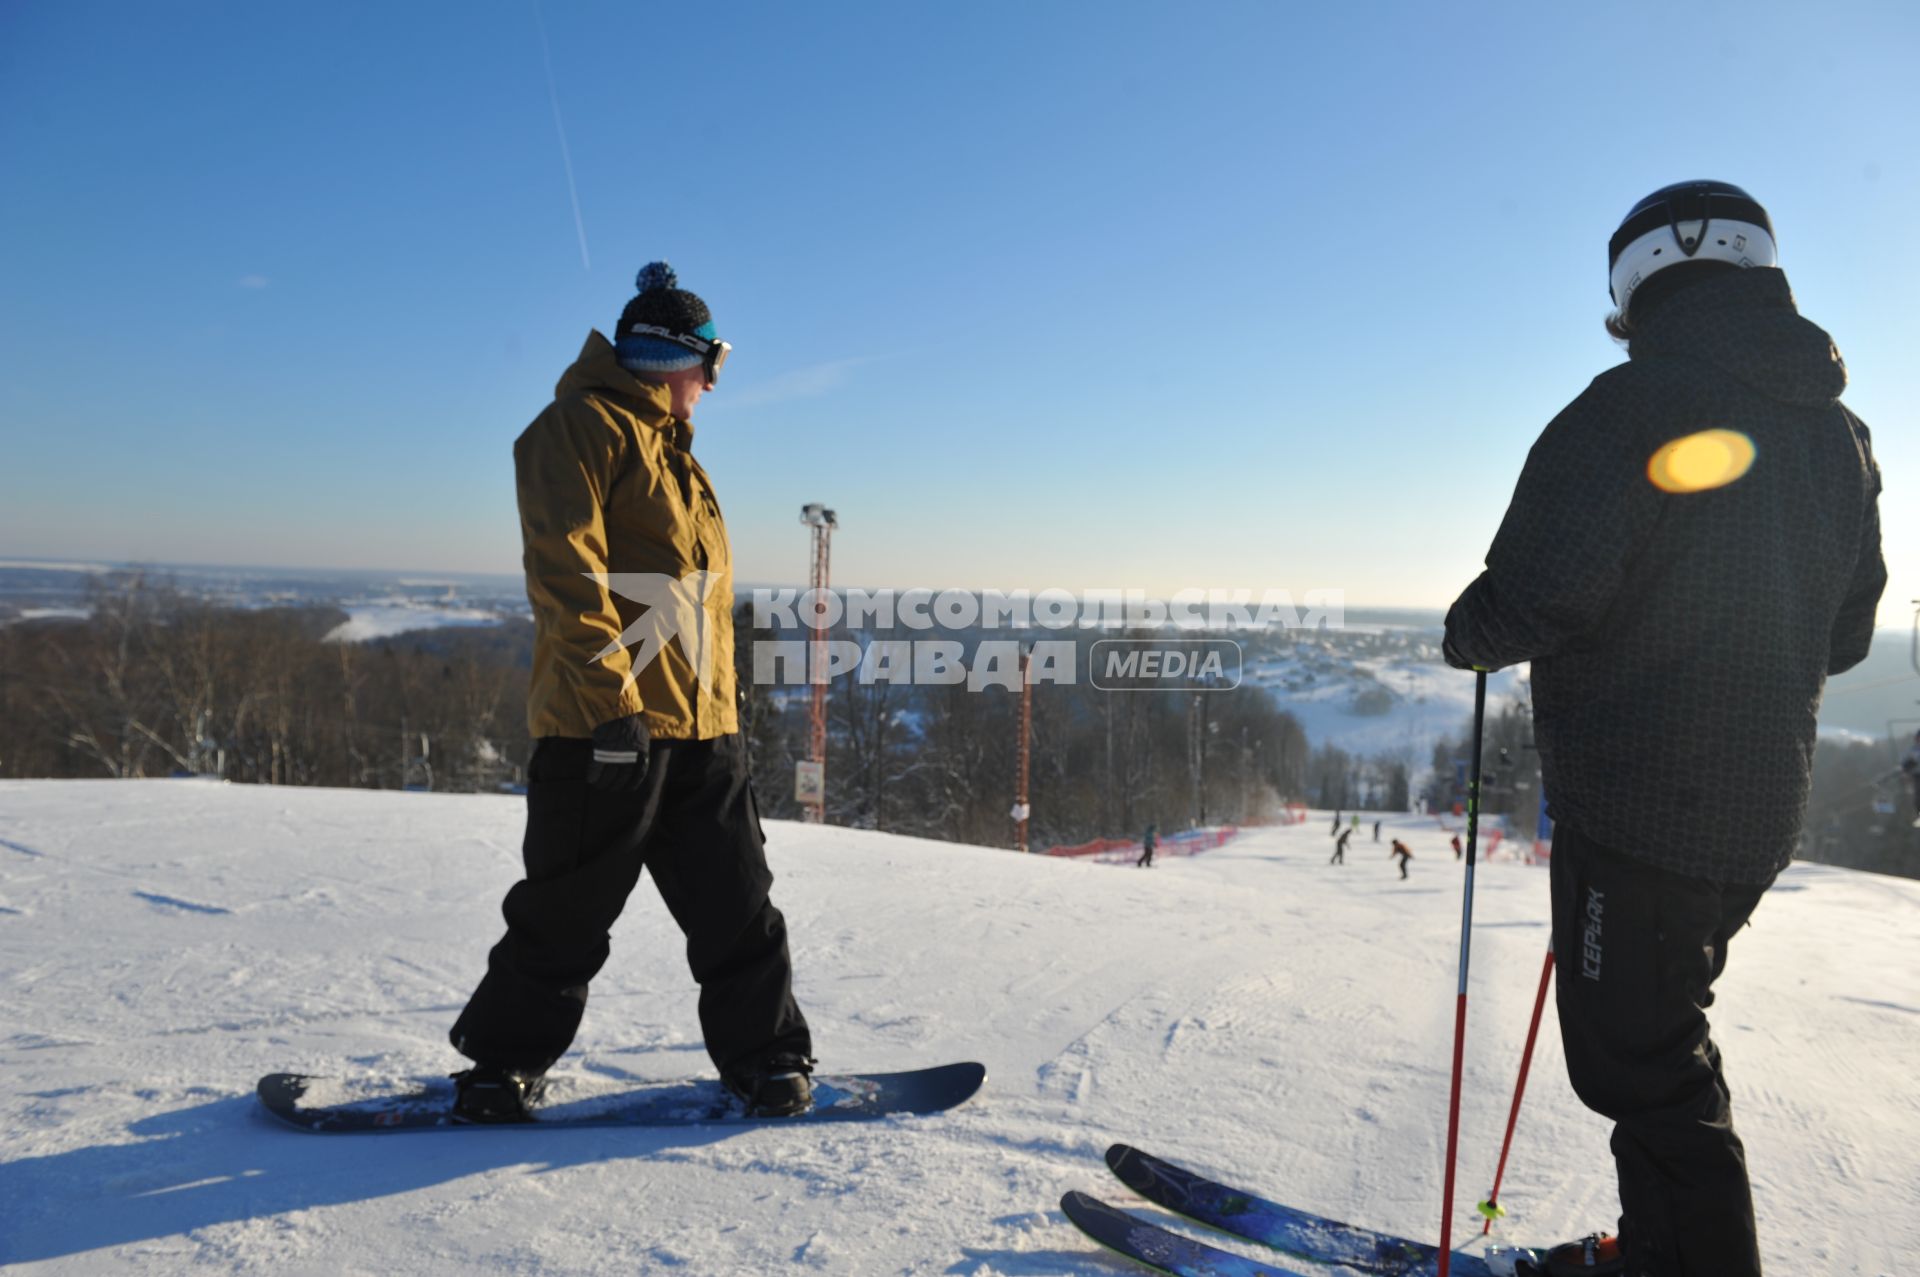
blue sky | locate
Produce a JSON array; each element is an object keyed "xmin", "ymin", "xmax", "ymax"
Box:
[{"xmin": 1, "ymin": 1, "xmax": 1914, "ymax": 620}]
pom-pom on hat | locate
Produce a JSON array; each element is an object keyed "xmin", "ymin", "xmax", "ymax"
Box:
[{"xmin": 615, "ymin": 262, "xmax": 717, "ymax": 375}]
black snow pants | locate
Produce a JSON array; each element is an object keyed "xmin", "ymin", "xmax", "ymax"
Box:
[
  {"xmin": 451, "ymin": 733, "xmax": 810, "ymax": 1077},
  {"xmin": 1550, "ymin": 825, "xmax": 1768, "ymax": 1277}
]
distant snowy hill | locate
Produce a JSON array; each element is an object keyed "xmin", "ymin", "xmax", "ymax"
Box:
[
  {"xmin": 0, "ymin": 559, "xmax": 528, "ymax": 634},
  {"xmin": 1259, "ymin": 623, "xmax": 1920, "ymax": 768},
  {"xmin": 1249, "ymin": 643, "xmax": 1527, "ymax": 766},
  {"xmin": 1819, "ymin": 628, "xmax": 1920, "ymax": 744},
  {"xmin": 3, "ymin": 781, "xmax": 1916, "ymax": 1274}
]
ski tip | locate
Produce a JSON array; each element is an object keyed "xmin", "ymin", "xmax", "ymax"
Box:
[
  {"xmin": 1060, "ymin": 1189, "xmax": 1104, "ymax": 1215},
  {"xmin": 1062, "ymin": 1188, "xmax": 1141, "ymax": 1224},
  {"xmin": 1104, "ymin": 1141, "xmax": 1163, "ymax": 1188}
]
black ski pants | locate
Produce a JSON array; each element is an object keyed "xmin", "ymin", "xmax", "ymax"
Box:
[
  {"xmin": 451, "ymin": 734, "xmax": 810, "ymax": 1077},
  {"xmin": 1550, "ymin": 825, "xmax": 1768, "ymax": 1277}
]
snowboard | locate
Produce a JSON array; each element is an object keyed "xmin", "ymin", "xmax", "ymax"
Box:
[
  {"xmin": 257, "ymin": 1061, "xmax": 984, "ymax": 1133},
  {"xmin": 1102, "ymin": 1143, "xmax": 1533, "ymax": 1277}
]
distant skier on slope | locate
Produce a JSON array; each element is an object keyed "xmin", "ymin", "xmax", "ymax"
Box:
[
  {"xmin": 1388, "ymin": 839, "xmax": 1412, "ymax": 880},
  {"xmin": 1372, "ymin": 819, "xmax": 1381, "ymax": 842},
  {"xmin": 1451, "ymin": 833, "xmax": 1462, "ymax": 860},
  {"xmin": 448, "ymin": 263, "xmax": 814, "ymax": 1123},
  {"xmin": 1330, "ymin": 810, "xmax": 1341, "ymax": 835},
  {"xmin": 1137, "ymin": 823, "xmax": 1158, "ymax": 868},
  {"xmin": 1330, "ymin": 826, "xmax": 1351, "ymax": 865},
  {"xmin": 1444, "ymin": 182, "xmax": 1885, "ymax": 1277}
]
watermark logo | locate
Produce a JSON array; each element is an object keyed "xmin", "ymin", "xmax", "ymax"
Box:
[
  {"xmin": 588, "ymin": 572, "xmax": 726, "ymax": 692},
  {"xmin": 1089, "ymin": 639, "xmax": 1242, "ymax": 691},
  {"xmin": 749, "ymin": 587, "xmax": 1335, "ymax": 691},
  {"xmin": 582, "ymin": 579, "xmax": 1338, "ymax": 693},
  {"xmin": 750, "ymin": 586, "xmax": 1342, "ymax": 634}
]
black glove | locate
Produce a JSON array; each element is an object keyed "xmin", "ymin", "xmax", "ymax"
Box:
[{"xmin": 587, "ymin": 714, "xmax": 652, "ymax": 793}]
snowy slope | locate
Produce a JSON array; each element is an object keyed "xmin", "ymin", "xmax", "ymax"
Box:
[{"xmin": 2, "ymin": 781, "xmax": 1916, "ymax": 1275}]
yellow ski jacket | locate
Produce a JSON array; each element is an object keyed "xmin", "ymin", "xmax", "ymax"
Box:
[{"xmin": 515, "ymin": 331, "xmax": 738, "ymax": 741}]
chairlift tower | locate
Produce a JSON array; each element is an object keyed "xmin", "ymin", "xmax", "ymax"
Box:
[{"xmin": 798, "ymin": 504, "xmax": 837, "ymax": 823}]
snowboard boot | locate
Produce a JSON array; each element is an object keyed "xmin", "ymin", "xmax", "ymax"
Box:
[
  {"xmin": 723, "ymin": 1051, "xmax": 816, "ymax": 1117},
  {"xmin": 1514, "ymin": 1234, "xmax": 1624, "ymax": 1276},
  {"xmin": 451, "ymin": 1064, "xmax": 548, "ymax": 1123}
]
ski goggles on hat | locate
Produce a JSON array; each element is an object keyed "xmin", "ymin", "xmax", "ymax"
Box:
[{"xmin": 625, "ymin": 323, "xmax": 733, "ymax": 387}]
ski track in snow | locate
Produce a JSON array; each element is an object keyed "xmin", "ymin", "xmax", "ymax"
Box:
[
  {"xmin": 0, "ymin": 779, "xmax": 1915, "ymax": 1274},
  {"xmin": 130, "ymin": 891, "xmax": 233, "ymax": 917}
]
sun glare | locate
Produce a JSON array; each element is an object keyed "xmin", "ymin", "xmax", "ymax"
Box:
[{"xmin": 1647, "ymin": 429, "xmax": 1757, "ymax": 494}]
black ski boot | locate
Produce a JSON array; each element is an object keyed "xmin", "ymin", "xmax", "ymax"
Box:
[
  {"xmin": 1514, "ymin": 1234, "xmax": 1625, "ymax": 1276},
  {"xmin": 451, "ymin": 1064, "xmax": 547, "ymax": 1123},
  {"xmin": 723, "ymin": 1051, "xmax": 816, "ymax": 1117}
]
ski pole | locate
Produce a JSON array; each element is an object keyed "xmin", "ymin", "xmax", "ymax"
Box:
[
  {"xmin": 1477, "ymin": 946, "xmax": 1555, "ymax": 1235},
  {"xmin": 1437, "ymin": 667, "xmax": 1488, "ymax": 1277}
]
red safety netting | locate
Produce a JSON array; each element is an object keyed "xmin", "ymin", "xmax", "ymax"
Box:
[
  {"xmin": 1042, "ymin": 837, "xmax": 1139, "ymax": 859},
  {"xmin": 1043, "ymin": 826, "xmax": 1242, "ymax": 863}
]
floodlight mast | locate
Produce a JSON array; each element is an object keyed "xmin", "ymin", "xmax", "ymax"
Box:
[
  {"xmin": 799, "ymin": 504, "xmax": 837, "ymax": 823},
  {"xmin": 1014, "ymin": 646, "xmax": 1032, "ymax": 852}
]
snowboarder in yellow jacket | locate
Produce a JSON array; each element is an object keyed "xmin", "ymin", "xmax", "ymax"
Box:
[{"xmin": 450, "ymin": 263, "xmax": 812, "ymax": 1121}]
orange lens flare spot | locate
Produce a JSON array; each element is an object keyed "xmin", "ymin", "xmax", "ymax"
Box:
[{"xmin": 1647, "ymin": 429, "xmax": 1756, "ymax": 494}]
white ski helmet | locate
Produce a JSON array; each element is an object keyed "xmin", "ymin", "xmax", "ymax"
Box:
[{"xmin": 1608, "ymin": 180, "xmax": 1776, "ymax": 314}]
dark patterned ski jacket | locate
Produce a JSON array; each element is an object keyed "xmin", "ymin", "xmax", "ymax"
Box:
[{"xmin": 1445, "ymin": 269, "xmax": 1885, "ymax": 884}]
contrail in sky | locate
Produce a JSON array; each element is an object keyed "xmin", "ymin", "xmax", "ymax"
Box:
[{"xmin": 533, "ymin": 0, "xmax": 590, "ymax": 270}]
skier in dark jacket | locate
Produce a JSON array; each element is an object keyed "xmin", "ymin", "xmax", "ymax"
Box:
[
  {"xmin": 1330, "ymin": 826, "xmax": 1352, "ymax": 865},
  {"xmin": 1136, "ymin": 823, "xmax": 1158, "ymax": 868},
  {"xmin": 1445, "ymin": 182, "xmax": 1885, "ymax": 1277},
  {"xmin": 1388, "ymin": 839, "xmax": 1412, "ymax": 880}
]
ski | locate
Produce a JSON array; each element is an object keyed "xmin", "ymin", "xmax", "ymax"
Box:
[
  {"xmin": 1061, "ymin": 1191, "xmax": 1313, "ymax": 1277},
  {"xmin": 1106, "ymin": 1144, "xmax": 1532, "ymax": 1277},
  {"xmin": 257, "ymin": 1061, "xmax": 984, "ymax": 1133}
]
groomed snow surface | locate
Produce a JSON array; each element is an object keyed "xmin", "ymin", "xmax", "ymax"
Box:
[{"xmin": 2, "ymin": 781, "xmax": 1915, "ymax": 1275}]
